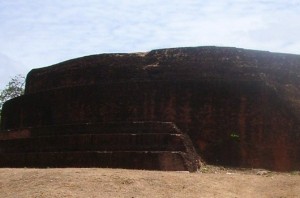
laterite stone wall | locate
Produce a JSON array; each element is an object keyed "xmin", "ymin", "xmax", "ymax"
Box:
[{"xmin": 1, "ymin": 46, "xmax": 300, "ymax": 171}]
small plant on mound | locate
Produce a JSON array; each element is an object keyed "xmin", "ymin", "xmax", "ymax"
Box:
[{"xmin": 230, "ymin": 132, "xmax": 239, "ymax": 140}]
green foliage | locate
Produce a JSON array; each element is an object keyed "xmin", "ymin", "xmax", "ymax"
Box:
[
  {"xmin": 0, "ymin": 75, "xmax": 25, "ymax": 122},
  {"xmin": 230, "ymin": 132, "xmax": 240, "ymax": 140}
]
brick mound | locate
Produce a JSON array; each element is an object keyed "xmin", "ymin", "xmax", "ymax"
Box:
[
  {"xmin": 1, "ymin": 46, "xmax": 300, "ymax": 171},
  {"xmin": 0, "ymin": 122, "xmax": 200, "ymax": 172}
]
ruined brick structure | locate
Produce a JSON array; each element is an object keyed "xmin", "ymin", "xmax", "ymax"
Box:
[{"xmin": 1, "ymin": 46, "xmax": 300, "ymax": 171}]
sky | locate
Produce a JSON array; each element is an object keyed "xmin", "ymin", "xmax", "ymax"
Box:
[{"xmin": 0, "ymin": 0, "xmax": 300, "ymax": 89}]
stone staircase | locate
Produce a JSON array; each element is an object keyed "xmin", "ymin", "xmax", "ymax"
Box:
[{"xmin": 0, "ymin": 122, "xmax": 200, "ymax": 172}]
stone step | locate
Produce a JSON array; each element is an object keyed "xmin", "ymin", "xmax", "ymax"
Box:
[
  {"xmin": 0, "ymin": 122, "xmax": 182, "ymax": 139},
  {"xmin": 0, "ymin": 121, "xmax": 201, "ymax": 172},
  {"xmin": 0, "ymin": 133, "xmax": 186, "ymax": 153},
  {"xmin": 32, "ymin": 122, "xmax": 182, "ymax": 136},
  {"xmin": 0, "ymin": 151, "xmax": 194, "ymax": 171}
]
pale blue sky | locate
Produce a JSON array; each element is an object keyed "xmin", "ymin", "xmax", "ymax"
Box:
[{"xmin": 1, "ymin": 0, "xmax": 300, "ymax": 89}]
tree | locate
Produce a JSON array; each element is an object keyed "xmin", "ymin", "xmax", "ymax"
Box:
[{"xmin": 0, "ymin": 75, "xmax": 25, "ymax": 124}]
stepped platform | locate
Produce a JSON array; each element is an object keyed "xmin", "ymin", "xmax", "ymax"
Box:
[
  {"xmin": 1, "ymin": 46, "xmax": 300, "ymax": 171},
  {"xmin": 0, "ymin": 151, "xmax": 189, "ymax": 171},
  {"xmin": 0, "ymin": 122, "xmax": 200, "ymax": 172}
]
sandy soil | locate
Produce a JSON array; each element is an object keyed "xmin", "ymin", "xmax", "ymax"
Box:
[{"xmin": 0, "ymin": 165, "xmax": 299, "ymax": 198}]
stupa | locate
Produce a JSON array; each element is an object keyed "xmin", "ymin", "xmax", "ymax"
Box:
[{"xmin": 1, "ymin": 46, "xmax": 300, "ymax": 171}]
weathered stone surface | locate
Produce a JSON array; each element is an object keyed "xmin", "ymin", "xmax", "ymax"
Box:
[
  {"xmin": 0, "ymin": 133, "xmax": 186, "ymax": 153},
  {"xmin": 1, "ymin": 46, "xmax": 300, "ymax": 171},
  {"xmin": 0, "ymin": 151, "xmax": 190, "ymax": 171},
  {"xmin": 0, "ymin": 121, "xmax": 200, "ymax": 172}
]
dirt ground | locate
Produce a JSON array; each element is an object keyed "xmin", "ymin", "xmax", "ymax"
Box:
[{"xmin": 0, "ymin": 165, "xmax": 299, "ymax": 198}]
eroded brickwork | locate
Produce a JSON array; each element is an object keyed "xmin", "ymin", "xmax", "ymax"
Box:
[{"xmin": 1, "ymin": 46, "xmax": 300, "ymax": 171}]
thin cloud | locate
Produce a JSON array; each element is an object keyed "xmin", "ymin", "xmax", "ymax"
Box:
[
  {"xmin": 0, "ymin": 53, "xmax": 25, "ymax": 88},
  {"xmin": 0, "ymin": 0, "xmax": 300, "ymax": 88}
]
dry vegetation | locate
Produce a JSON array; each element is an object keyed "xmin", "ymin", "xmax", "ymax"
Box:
[{"xmin": 0, "ymin": 165, "xmax": 299, "ymax": 198}]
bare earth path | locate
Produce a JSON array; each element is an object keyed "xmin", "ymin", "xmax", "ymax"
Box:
[{"xmin": 0, "ymin": 166, "xmax": 299, "ymax": 198}]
